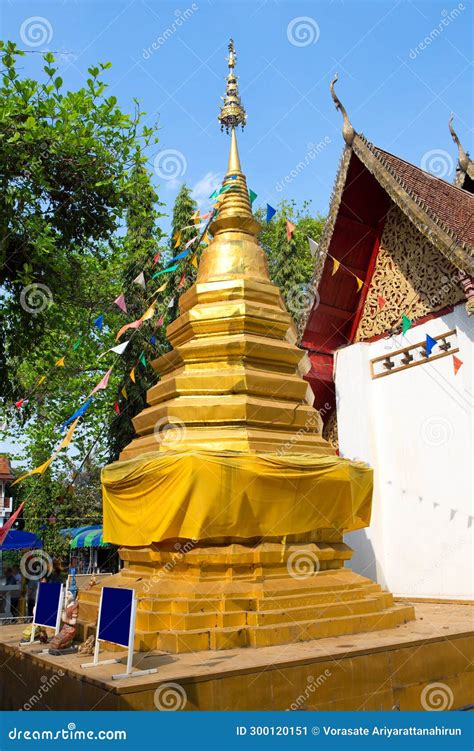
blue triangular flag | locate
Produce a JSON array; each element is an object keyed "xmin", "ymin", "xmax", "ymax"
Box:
[
  {"xmin": 266, "ymin": 204, "xmax": 276, "ymax": 223},
  {"xmin": 173, "ymin": 247, "xmax": 191, "ymax": 262},
  {"xmin": 93, "ymin": 314, "xmax": 104, "ymax": 332},
  {"xmin": 62, "ymin": 397, "xmax": 93, "ymax": 431},
  {"xmin": 425, "ymin": 334, "xmax": 437, "ymax": 356},
  {"xmin": 150, "ymin": 335, "xmax": 157, "ymax": 346}
]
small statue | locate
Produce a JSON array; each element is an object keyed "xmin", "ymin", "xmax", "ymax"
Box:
[
  {"xmin": 21, "ymin": 625, "xmax": 48, "ymax": 643},
  {"xmin": 49, "ymin": 590, "xmax": 79, "ymax": 652},
  {"xmin": 88, "ymin": 575, "xmax": 97, "ymax": 589},
  {"xmin": 78, "ymin": 635, "xmax": 95, "ymax": 655}
]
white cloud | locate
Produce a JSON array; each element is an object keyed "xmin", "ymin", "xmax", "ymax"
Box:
[{"xmin": 191, "ymin": 171, "xmax": 222, "ymax": 208}]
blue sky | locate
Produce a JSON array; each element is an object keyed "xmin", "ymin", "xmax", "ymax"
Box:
[{"xmin": 2, "ymin": 0, "xmax": 472, "ymax": 231}]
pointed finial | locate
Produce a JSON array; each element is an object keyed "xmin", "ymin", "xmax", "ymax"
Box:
[
  {"xmin": 218, "ymin": 39, "xmax": 247, "ymax": 133},
  {"xmin": 330, "ymin": 73, "xmax": 355, "ymax": 145},
  {"xmin": 449, "ymin": 113, "xmax": 470, "ymax": 173}
]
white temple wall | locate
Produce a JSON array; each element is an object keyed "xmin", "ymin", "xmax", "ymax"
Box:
[{"xmin": 337, "ymin": 304, "xmax": 473, "ymax": 600}]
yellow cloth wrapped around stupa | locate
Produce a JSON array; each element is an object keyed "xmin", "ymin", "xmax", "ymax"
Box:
[{"xmin": 102, "ymin": 450, "xmax": 372, "ymax": 546}]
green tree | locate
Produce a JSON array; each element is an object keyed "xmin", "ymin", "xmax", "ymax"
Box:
[
  {"xmin": 256, "ymin": 199, "xmax": 325, "ymax": 323},
  {"xmin": 167, "ymin": 184, "xmax": 200, "ymax": 321},
  {"xmin": 0, "ymin": 41, "xmax": 155, "ymax": 396},
  {"xmin": 107, "ymin": 155, "xmax": 166, "ymax": 460}
]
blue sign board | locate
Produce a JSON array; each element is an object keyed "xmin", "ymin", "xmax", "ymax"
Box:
[
  {"xmin": 34, "ymin": 582, "xmax": 62, "ymax": 629},
  {"xmin": 97, "ymin": 586, "xmax": 133, "ymax": 647}
]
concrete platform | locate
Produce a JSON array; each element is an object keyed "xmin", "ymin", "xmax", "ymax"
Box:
[{"xmin": 0, "ymin": 602, "xmax": 472, "ymax": 711}]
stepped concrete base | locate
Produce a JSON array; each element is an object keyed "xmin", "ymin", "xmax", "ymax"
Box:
[
  {"xmin": 0, "ymin": 603, "xmax": 472, "ymax": 710},
  {"xmin": 76, "ymin": 541, "xmax": 415, "ymax": 654}
]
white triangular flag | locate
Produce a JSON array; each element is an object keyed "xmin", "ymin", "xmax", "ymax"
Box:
[
  {"xmin": 133, "ymin": 271, "xmax": 146, "ymax": 289},
  {"xmin": 308, "ymin": 237, "xmax": 319, "ymax": 258},
  {"xmin": 167, "ymin": 297, "xmax": 175, "ymax": 308},
  {"xmin": 98, "ymin": 340, "xmax": 130, "ymax": 359}
]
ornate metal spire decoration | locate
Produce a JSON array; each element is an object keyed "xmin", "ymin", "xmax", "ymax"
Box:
[
  {"xmin": 218, "ymin": 39, "xmax": 247, "ymax": 133},
  {"xmin": 330, "ymin": 73, "xmax": 355, "ymax": 146}
]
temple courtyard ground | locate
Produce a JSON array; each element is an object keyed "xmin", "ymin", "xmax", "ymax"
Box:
[{"xmin": 0, "ymin": 601, "xmax": 472, "ymax": 711}]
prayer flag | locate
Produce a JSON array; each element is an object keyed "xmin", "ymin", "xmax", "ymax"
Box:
[
  {"xmin": 151, "ymin": 264, "xmax": 179, "ymax": 280},
  {"xmin": 453, "ymin": 355, "xmax": 463, "ymax": 375},
  {"xmin": 286, "ymin": 220, "xmax": 295, "ymax": 241},
  {"xmin": 121, "ymin": 386, "xmax": 128, "ymax": 399},
  {"xmin": 93, "ymin": 314, "xmax": 104, "ymax": 331},
  {"xmin": 133, "ymin": 272, "xmax": 146, "ymax": 289},
  {"xmin": 153, "ymin": 252, "xmax": 161, "ymax": 264},
  {"xmin": 72, "ymin": 338, "xmax": 81, "ymax": 351},
  {"xmin": 139, "ymin": 352, "xmax": 147, "ymax": 368},
  {"xmin": 266, "ymin": 204, "xmax": 276, "ymax": 223},
  {"xmin": 401, "ymin": 315, "xmax": 412, "ymax": 335},
  {"xmin": 115, "ymin": 319, "xmax": 143, "ymax": 341},
  {"xmin": 113, "ymin": 401, "xmax": 120, "ymax": 414},
  {"xmin": 149, "ymin": 336, "xmax": 157, "ymax": 346},
  {"xmin": 15, "ymin": 399, "xmax": 26, "ymax": 409},
  {"xmin": 249, "ymin": 189, "xmax": 257, "ymax": 205},
  {"xmin": 332, "ymin": 259, "xmax": 340, "ymax": 276},
  {"xmin": 191, "ymin": 254, "xmax": 198, "ymax": 269},
  {"xmin": 173, "ymin": 230, "xmax": 182, "ymax": 248},
  {"xmin": 425, "ymin": 334, "xmax": 437, "ymax": 357},
  {"xmin": 140, "ymin": 303, "xmax": 156, "ymax": 322},
  {"xmin": 129, "ymin": 368, "xmax": 136, "ymax": 383},
  {"xmin": 355, "ymin": 276, "xmax": 363, "ymax": 292},
  {"xmin": 178, "ymin": 273, "xmax": 186, "ymax": 289},
  {"xmin": 114, "ymin": 293, "xmax": 127, "ymax": 314},
  {"xmin": 307, "ymin": 238, "xmax": 318, "ymax": 258},
  {"xmin": 88, "ymin": 368, "xmax": 113, "ymax": 397},
  {"xmin": 62, "ymin": 399, "xmax": 93, "ymax": 431},
  {"xmin": 55, "ymin": 357, "xmax": 65, "ymax": 367}
]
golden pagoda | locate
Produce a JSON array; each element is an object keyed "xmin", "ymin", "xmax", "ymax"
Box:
[{"xmin": 79, "ymin": 41, "xmax": 414, "ymax": 653}]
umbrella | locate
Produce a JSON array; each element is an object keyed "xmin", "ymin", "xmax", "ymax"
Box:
[{"xmin": 0, "ymin": 530, "xmax": 43, "ymax": 550}]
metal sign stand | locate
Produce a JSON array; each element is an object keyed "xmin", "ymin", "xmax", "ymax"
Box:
[{"xmin": 81, "ymin": 589, "xmax": 157, "ymax": 681}]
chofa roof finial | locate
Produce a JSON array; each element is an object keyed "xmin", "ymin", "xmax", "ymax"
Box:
[
  {"xmin": 330, "ymin": 73, "xmax": 355, "ymax": 146},
  {"xmin": 448, "ymin": 113, "xmax": 469, "ymax": 173}
]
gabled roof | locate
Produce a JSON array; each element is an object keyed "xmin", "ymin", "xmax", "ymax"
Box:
[{"xmin": 0, "ymin": 457, "xmax": 13, "ymax": 481}]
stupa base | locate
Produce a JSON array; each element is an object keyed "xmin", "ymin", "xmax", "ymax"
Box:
[
  {"xmin": 0, "ymin": 603, "xmax": 472, "ymax": 710},
  {"xmin": 77, "ymin": 539, "xmax": 414, "ymax": 653}
]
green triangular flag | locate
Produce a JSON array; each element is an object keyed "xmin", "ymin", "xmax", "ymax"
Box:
[
  {"xmin": 139, "ymin": 352, "xmax": 147, "ymax": 368},
  {"xmin": 401, "ymin": 315, "xmax": 412, "ymax": 335},
  {"xmin": 72, "ymin": 338, "xmax": 81, "ymax": 350},
  {"xmin": 249, "ymin": 189, "xmax": 257, "ymax": 205}
]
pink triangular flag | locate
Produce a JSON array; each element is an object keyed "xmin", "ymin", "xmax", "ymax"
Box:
[
  {"xmin": 114, "ymin": 293, "xmax": 127, "ymax": 314},
  {"xmin": 88, "ymin": 367, "xmax": 113, "ymax": 397},
  {"xmin": 185, "ymin": 235, "xmax": 199, "ymax": 250},
  {"xmin": 115, "ymin": 319, "xmax": 143, "ymax": 340}
]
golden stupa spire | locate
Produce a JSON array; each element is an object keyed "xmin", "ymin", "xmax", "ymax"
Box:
[{"xmin": 218, "ymin": 39, "xmax": 246, "ymax": 133}]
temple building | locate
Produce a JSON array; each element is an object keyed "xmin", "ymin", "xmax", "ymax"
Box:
[{"xmin": 302, "ymin": 77, "xmax": 473, "ymax": 601}]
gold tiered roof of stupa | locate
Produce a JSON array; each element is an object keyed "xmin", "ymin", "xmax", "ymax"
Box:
[{"xmin": 121, "ymin": 41, "xmax": 334, "ymax": 460}]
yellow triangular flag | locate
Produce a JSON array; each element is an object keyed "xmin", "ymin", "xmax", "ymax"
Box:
[
  {"xmin": 12, "ymin": 419, "xmax": 79, "ymax": 485},
  {"xmin": 37, "ymin": 375, "xmax": 46, "ymax": 386},
  {"xmin": 332, "ymin": 258, "xmax": 340, "ymax": 276},
  {"xmin": 191, "ymin": 254, "xmax": 198, "ymax": 269},
  {"xmin": 173, "ymin": 230, "xmax": 181, "ymax": 248},
  {"xmin": 55, "ymin": 357, "xmax": 65, "ymax": 367},
  {"xmin": 192, "ymin": 211, "xmax": 200, "ymax": 225},
  {"xmin": 121, "ymin": 386, "xmax": 128, "ymax": 400},
  {"xmin": 355, "ymin": 276, "xmax": 363, "ymax": 292},
  {"xmin": 129, "ymin": 368, "xmax": 136, "ymax": 383},
  {"xmin": 202, "ymin": 231, "xmax": 210, "ymax": 246},
  {"xmin": 140, "ymin": 302, "xmax": 156, "ymax": 322},
  {"xmin": 157, "ymin": 281, "xmax": 168, "ymax": 293}
]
